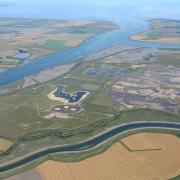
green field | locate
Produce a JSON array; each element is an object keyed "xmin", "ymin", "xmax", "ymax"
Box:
[{"xmin": 42, "ymin": 40, "xmax": 70, "ymax": 51}]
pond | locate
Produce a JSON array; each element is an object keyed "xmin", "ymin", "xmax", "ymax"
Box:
[
  {"xmin": 53, "ymin": 86, "xmax": 88, "ymax": 103},
  {"xmin": 11, "ymin": 50, "xmax": 30, "ymax": 60}
]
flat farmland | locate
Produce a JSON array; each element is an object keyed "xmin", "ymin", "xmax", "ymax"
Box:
[
  {"xmin": 7, "ymin": 133, "xmax": 179, "ymax": 180},
  {"xmin": 0, "ymin": 18, "xmax": 118, "ymax": 71},
  {"xmin": 5, "ymin": 169, "xmax": 43, "ymax": 180}
]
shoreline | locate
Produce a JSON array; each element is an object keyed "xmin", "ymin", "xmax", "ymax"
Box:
[
  {"xmin": 130, "ymin": 18, "xmax": 180, "ymax": 45},
  {"xmin": 131, "ymin": 33, "xmax": 180, "ymax": 44}
]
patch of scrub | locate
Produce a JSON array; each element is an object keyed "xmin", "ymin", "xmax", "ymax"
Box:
[
  {"xmin": 48, "ymin": 86, "xmax": 89, "ymax": 103},
  {"xmin": 110, "ymin": 68, "xmax": 180, "ymax": 113}
]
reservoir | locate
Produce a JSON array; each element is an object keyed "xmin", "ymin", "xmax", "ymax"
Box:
[{"xmin": 53, "ymin": 86, "xmax": 87, "ymax": 103}]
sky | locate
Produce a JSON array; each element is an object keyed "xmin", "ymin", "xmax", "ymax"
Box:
[{"xmin": 0, "ymin": 0, "xmax": 180, "ymax": 20}]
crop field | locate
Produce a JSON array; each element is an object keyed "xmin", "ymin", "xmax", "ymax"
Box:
[
  {"xmin": 0, "ymin": 138, "xmax": 14, "ymax": 153},
  {"xmin": 121, "ymin": 132, "xmax": 179, "ymax": 151},
  {"xmin": 5, "ymin": 169, "xmax": 43, "ymax": 180},
  {"xmin": 7, "ymin": 133, "xmax": 179, "ymax": 180}
]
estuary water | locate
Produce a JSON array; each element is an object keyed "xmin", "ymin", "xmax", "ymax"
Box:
[{"xmin": 0, "ymin": 17, "xmax": 180, "ymax": 86}]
